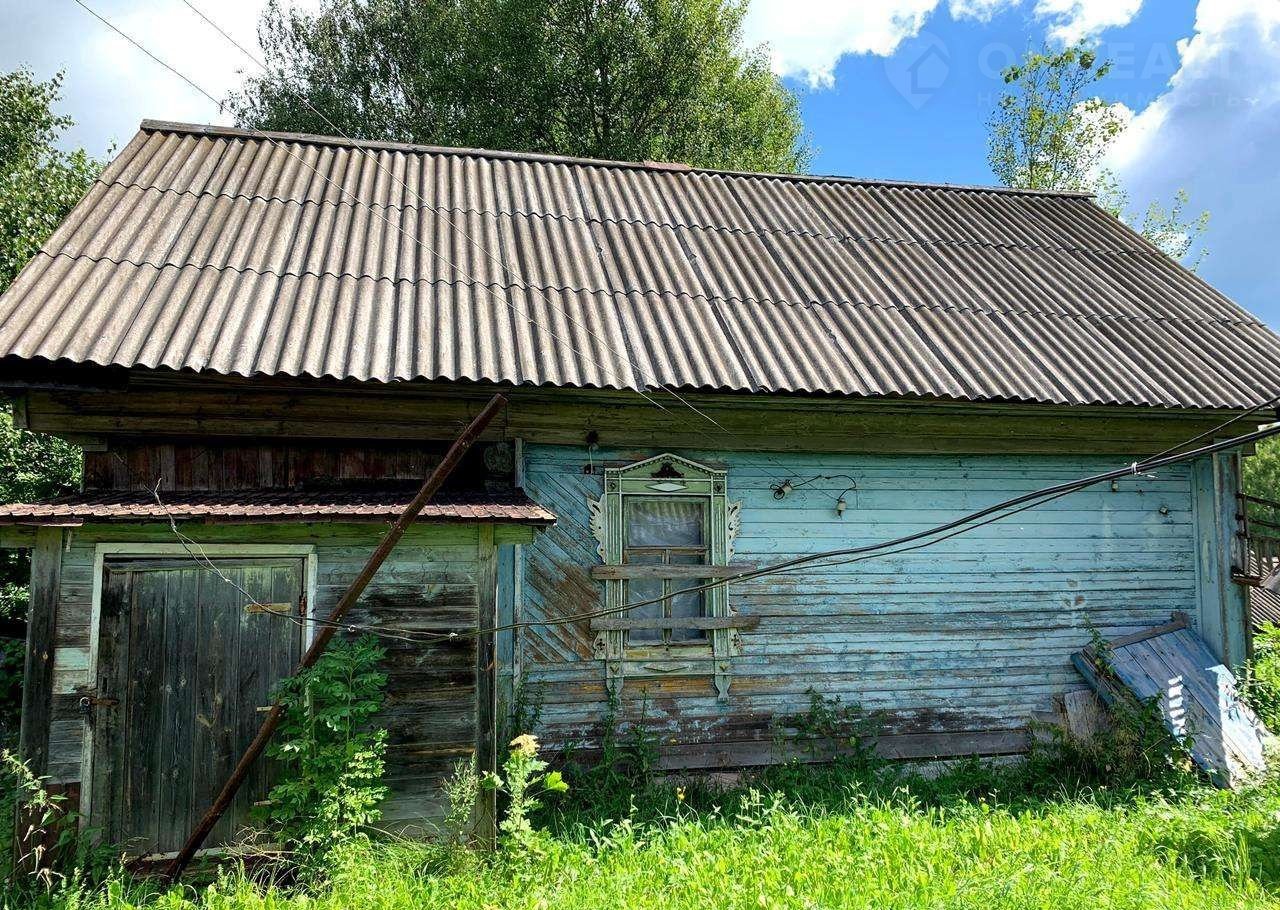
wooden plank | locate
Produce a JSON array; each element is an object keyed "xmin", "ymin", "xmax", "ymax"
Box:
[
  {"xmin": 473, "ymin": 524, "xmax": 497, "ymax": 846},
  {"xmin": 18, "ymin": 528, "xmax": 64, "ymax": 778},
  {"xmin": 90, "ymin": 564, "xmax": 131, "ymax": 846},
  {"xmin": 590, "ymin": 615, "xmax": 761, "ymax": 632},
  {"xmin": 22, "ymin": 380, "xmax": 1244, "ymax": 456},
  {"xmin": 1089, "ymin": 614, "xmax": 1188, "ymax": 650},
  {"xmin": 123, "ymin": 567, "xmax": 166, "ymax": 850},
  {"xmin": 590, "ymin": 564, "xmax": 758, "ymax": 580},
  {"xmin": 636, "ymin": 729, "xmax": 1031, "ymax": 771},
  {"xmin": 16, "ymin": 528, "xmax": 63, "ymax": 866},
  {"xmin": 157, "ymin": 567, "xmax": 196, "ymax": 851},
  {"xmin": 1075, "ymin": 622, "xmax": 1271, "ymax": 787},
  {"xmin": 1059, "ymin": 689, "xmax": 1105, "ymax": 741},
  {"xmin": 0, "ymin": 526, "xmax": 36, "ymax": 548}
]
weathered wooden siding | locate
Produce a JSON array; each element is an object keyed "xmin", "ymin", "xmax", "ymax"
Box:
[
  {"xmin": 517, "ymin": 444, "xmax": 1228, "ymax": 765},
  {"xmin": 43, "ymin": 522, "xmax": 519, "ymax": 832},
  {"xmin": 81, "ymin": 441, "xmax": 454, "ymax": 491},
  {"xmin": 19, "ymin": 373, "xmax": 1248, "ymax": 456}
]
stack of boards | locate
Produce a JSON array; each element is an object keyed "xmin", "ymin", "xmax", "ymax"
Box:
[{"xmin": 1073, "ymin": 615, "xmax": 1273, "ymax": 788}]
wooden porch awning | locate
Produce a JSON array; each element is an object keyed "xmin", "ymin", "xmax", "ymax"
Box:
[{"xmin": 0, "ymin": 489, "xmax": 556, "ymax": 526}]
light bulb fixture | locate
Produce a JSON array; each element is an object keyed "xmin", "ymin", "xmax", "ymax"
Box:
[
  {"xmin": 772, "ymin": 479, "xmax": 794, "ymax": 500},
  {"xmin": 835, "ymin": 485, "xmax": 855, "ymax": 518}
]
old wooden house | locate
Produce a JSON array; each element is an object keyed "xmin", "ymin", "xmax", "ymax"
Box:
[{"xmin": 2, "ymin": 121, "xmax": 1279, "ymax": 855}]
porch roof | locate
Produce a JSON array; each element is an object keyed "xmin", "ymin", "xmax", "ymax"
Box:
[{"xmin": 0, "ymin": 489, "xmax": 556, "ymax": 526}]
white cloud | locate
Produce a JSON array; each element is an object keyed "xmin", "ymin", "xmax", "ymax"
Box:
[
  {"xmin": 1106, "ymin": 0, "xmax": 1280, "ymax": 325},
  {"xmin": 742, "ymin": 1, "xmax": 950, "ymax": 89},
  {"xmin": 1034, "ymin": 0, "xmax": 1145, "ymax": 44},
  {"xmin": 742, "ymin": 0, "xmax": 1144, "ymax": 89},
  {"xmin": 2, "ymin": 0, "xmax": 302, "ymax": 155}
]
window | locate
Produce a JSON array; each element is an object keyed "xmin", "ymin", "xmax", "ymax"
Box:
[
  {"xmin": 624, "ymin": 497, "xmax": 709, "ymax": 644},
  {"xmin": 589, "ymin": 454, "xmax": 742, "ymax": 698}
]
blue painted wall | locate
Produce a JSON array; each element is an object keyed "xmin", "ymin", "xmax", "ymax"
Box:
[{"xmin": 513, "ymin": 444, "xmax": 1244, "ymax": 765}]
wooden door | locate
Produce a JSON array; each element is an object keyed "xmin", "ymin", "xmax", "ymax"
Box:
[{"xmin": 88, "ymin": 557, "xmax": 305, "ymax": 856}]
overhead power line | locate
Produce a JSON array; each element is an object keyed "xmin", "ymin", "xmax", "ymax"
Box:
[
  {"xmin": 78, "ymin": 0, "xmax": 804, "ymax": 491},
  {"xmin": 67, "ymin": 0, "xmax": 1280, "ymax": 650}
]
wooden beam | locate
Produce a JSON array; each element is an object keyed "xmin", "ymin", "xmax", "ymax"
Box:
[
  {"xmin": 166, "ymin": 393, "xmax": 507, "ymax": 880},
  {"xmin": 18, "ymin": 528, "xmax": 62, "ymax": 778},
  {"xmin": 0, "ymin": 527, "xmax": 37, "ymax": 549},
  {"xmin": 590, "ymin": 564, "xmax": 758, "ymax": 580},
  {"xmin": 15, "ymin": 528, "xmax": 63, "ymax": 869},
  {"xmin": 473, "ymin": 524, "xmax": 498, "ymax": 847},
  {"xmin": 590, "ymin": 615, "xmax": 761, "ymax": 632}
]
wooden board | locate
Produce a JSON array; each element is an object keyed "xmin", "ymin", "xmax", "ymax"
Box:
[
  {"xmin": 1073, "ymin": 620, "xmax": 1272, "ymax": 787},
  {"xmin": 517, "ymin": 443, "xmax": 1227, "ymax": 767},
  {"xmin": 89, "ymin": 557, "xmax": 304, "ymax": 854}
]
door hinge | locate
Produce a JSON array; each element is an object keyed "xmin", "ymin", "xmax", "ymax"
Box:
[{"xmin": 78, "ymin": 694, "xmax": 119, "ymax": 715}]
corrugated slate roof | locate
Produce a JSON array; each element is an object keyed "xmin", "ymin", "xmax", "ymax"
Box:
[
  {"xmin": 2, "ymin": 120, "xmax": 1279, "ymax": 409},
  {"xmin": 0, "ymin": 489, "xmax": 555, "ymax": 525}
]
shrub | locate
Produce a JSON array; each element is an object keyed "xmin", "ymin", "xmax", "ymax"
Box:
[
  {"xmin": 772, "ymin": 687, "xmax": 883, "ymax": 768},
  {"xmin": 1, "ymin": 749, "xmax": 108, "ymax": 896},
  {"xmin": 258, "ymin": 635, "xmax": 389, "ymax": 856},
  {"xmin": 1240, "ymin": 624, "xmax": 1280, "ymax": 732}
]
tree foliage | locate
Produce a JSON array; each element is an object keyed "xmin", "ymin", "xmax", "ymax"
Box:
[
  {"xmin": 229, "ymin": 0, "xmax": 809, "ymax": 173},
  {"xmin": 0, "ymin": 68, "xmax": 90, "ymax": 621},
  {"xmin": 1, "ymin": 69, "xmax": 101, "ymax": 290},
  {"xmin": 1243, "ymin": 435, "xmax": 1280, "ymax": 524},
  {"xmin": 988, "ymin": 44, "xmax": 1208, "ymax": 267},
  {"xmin": 0, "ymin": 68, "xmax": 92, "ymax": 742}
]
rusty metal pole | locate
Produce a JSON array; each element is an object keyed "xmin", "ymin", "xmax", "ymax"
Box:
[{"xmin": 166, "ymin": 393, "xmax": 507, "ymax": 880}]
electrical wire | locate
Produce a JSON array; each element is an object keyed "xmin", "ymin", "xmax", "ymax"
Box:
[
  {"xmin": 91, "ymin": 0, "xmax": 803, "ymax": 492},
  {"xmin": 68, "ymin": 0, "xmax": 1280, "ymax": 647},
  {"xmin": 124, "ymin": 418, "xmax": 1280, "ymax": 647},
  {"xmin": 1142, "ymin": 391, "xmax": 1280, "ymax": 465}
]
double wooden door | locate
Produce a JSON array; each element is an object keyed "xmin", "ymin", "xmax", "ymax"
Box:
[{"xmin": 87, "ymin": 557, "xmax": 305, "ymax": 856}]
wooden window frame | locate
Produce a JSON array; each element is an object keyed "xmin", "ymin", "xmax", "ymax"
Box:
[{"xmin": 589, "ymin": 454, "xmax": 741, "ymax": 699}]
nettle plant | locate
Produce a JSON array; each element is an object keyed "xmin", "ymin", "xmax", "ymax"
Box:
[{"xmin": 259, "ymin": 635, "xmax": 390, "ymax": 853}]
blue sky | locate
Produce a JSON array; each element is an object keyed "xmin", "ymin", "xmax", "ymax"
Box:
[
  {"xmin": 3, "ymin": 0, "xmax": 1278, "ymax": 327},
  {"xmin": 793, "ymin": 2, "xmax": 1197, "ymax": 184}
]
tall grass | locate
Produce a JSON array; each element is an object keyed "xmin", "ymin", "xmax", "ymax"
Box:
[{"xmin": 12, "ymin": 761, "xmax": 1280, "ymax": 910}]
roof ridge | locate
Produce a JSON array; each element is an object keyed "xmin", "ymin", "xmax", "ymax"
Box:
[{"xmin": 138, "ymin": 119, "xmax": 1098, "ymax": 200}]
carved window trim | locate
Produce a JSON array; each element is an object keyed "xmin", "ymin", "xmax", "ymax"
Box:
[{"xmin": 589, "ymin": 453, "xmax": 742, "ymax": 699}]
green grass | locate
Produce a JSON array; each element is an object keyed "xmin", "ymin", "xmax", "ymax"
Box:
[{"xmin": 15, "ymin": 761, "xmax": 1280, "ymax": 910}]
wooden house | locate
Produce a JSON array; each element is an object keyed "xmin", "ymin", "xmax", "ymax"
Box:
[{"xmin": 2, "ymin": 121, "xmax": 1278, "ymax": 855}]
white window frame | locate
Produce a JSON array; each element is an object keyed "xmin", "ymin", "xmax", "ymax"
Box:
[{"xmin": 589, "ymin": 454, "xmax": 741, "ymax": 699}]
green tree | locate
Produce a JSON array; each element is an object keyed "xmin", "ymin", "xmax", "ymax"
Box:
[
  {"xmin": 1, "ymin": 69, "xmax": 101, "ymax": 289},
  {"xmin": 229, "ymin": 0, "xmax": 809, "ymax": 173},
  {"xmin": 988, "ymin": 43, "xmax": 1208, "ymax": 268},
  {"xmin": 0, "ymin": 68, "xmax": 93, "ymax": 741},
  {"xmin": 1243, "ymin": 435, "xmax": 1280, "ymax": 520}
]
